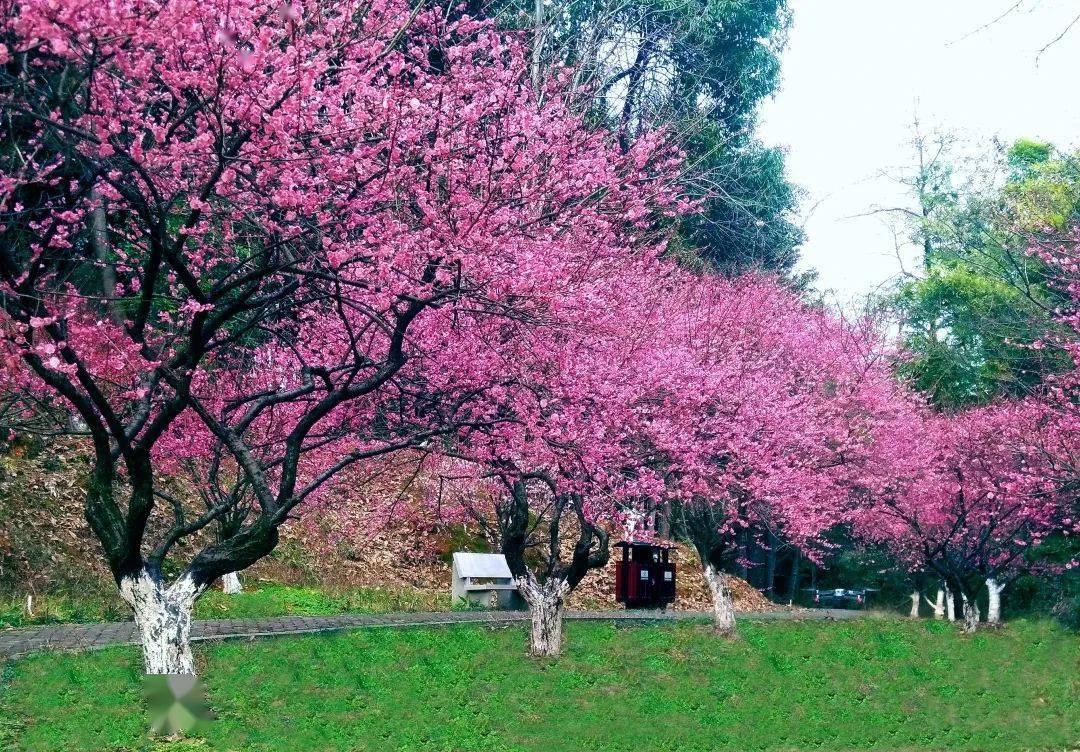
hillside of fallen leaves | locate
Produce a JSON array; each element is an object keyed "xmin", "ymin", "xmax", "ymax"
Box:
[{"xmin": 0, "ymin": 439, "xmax": 773, "ymax": 613}]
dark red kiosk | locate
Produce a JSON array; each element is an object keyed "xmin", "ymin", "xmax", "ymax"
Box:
[{"xmin": 614, "ymin": 541, "xmax": 676, "ymax": 609}]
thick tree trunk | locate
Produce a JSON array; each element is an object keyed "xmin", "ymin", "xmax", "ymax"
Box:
[
  {"xmin": 960, "ymin": 592, "xmax": 980, "ymax": 634},
  {"xmin": 764, "ymin": 531, "xmax": 777, "ymax": 601},
  {"xmin": 909, "ymin": 591, "xmax": 920, "ymax": 619},
  {"xmin": 945, "ymin": 589, "xmax": 956, "ymax": 622},
  {"xmin": 528, "ymin": 596, "xmax": 564, "ymax": 657},
  {"xmin": 924, "ymin": 589, "xmax": 946, "ymax": 619},
  {"xmin": 518, "ymin": 577, "xmax": 568, "ymax": 657},
  {"xmin": 787, "ymin": 549, "xmax": 801, "ymax": 604},
  {"xmin": 985, "ymin": 577, "xmax": 1004, "ymax": 625},
  {"xmin": 703, "ymin": 563, "xmax": 737, "ymax": 637},
  {"xmin": 222, "ymin": 572, "xmax": 243, "ymax": 595},
  {"xmin": 119, "ymin": 569, "xmax": 203, "ymax": 675}
]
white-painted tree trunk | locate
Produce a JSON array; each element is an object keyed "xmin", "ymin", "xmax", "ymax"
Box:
[
  {"xmin": 960, "ymin": 592, "xmax": 980, "ymax": 634},
  {"xmin": 985, "ymin": 577, "xmax": 1004, "ymax": 625},
  {"xmin": 518, "ymin": 576, "xmax": 569, "ymax": 657},
  {"xmin": 119, "ymin": 569, "xmax": 203, "ymax": 675},
  {"xmin": 924, "ymin": 589, "xmax": 946, "ymax": 619},
  {"xmin": 531, "ymin": 0, "xmax": 544, "ymax": 87},
  {"xmin": 703, "ymin": 564, "xmax": 737, "ymax": 636},
  {"xmin": 945, "ymin": 589, "xmax": 956, "ymax": 622},
  {"xmin": 222, "ymin": 572, "xmax": 243, "ymax": 595},
  {"xmin": 909, "ymin": 591, "xmax": 920, "ymax": 618}
]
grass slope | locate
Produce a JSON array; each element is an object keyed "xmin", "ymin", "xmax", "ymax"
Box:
[{"xmin": 1, "ymin": 620, "xmax": 1077, "ymax": 751}]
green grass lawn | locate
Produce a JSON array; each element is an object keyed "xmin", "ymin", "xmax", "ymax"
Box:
[
  {"xmin": 0, "ymin": 585, "xmax": 451, "ymax": 628},
  {"xmin": 1, "ymin": 619, "xmax": 1077, "ymax": 751}
]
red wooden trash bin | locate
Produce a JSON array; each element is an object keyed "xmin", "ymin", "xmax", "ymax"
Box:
[{"xmin": 614, "ymin": 541, "xmax": 676, "ymax": 609}]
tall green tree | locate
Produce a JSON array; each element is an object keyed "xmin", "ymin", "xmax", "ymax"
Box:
[
  {"xmin": 480, "ymin": 0, "xmax": 803, "ymax": 275},
  {"xmin": 891, "ymin": 136, "xmax": 1075, "ymax": 409}
]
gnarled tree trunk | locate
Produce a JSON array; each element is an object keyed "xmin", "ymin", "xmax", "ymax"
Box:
[
  {"xmin": 909, "ymin": 591, "xmax": 920, "ymax": 618},
  {"xmin": 985, "ymin": 577, "xmax": 1004, "ymax": 625},
  {"xmin": 518, "ymin": 576, "xmax": 569, "ymax": 657},
  {"xmin": 222, "ymin": 572, "xmax": 243, "ymax": 595},
  {"xmin": 119, "ymin": 569, "xmax": 205, "ymax": 675},
  {"xmin": 703, "ymin": 563, "xmax": 737, "ymax": 636}
]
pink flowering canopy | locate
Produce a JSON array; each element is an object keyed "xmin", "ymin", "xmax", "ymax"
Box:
[
  {"xmin": 614, "ymin": 271, "xmax": 899, "ymax": 568},
  {"xmin": 853, "ymin": 392, "xmax": 1068, "ymax": 595},
  {"xmin": 1, "ymin": 0, "xmax": 1073, "ymax": 662},
  {"xmin": 408, "ymin": 241, "xmax": 684, "ymax": 590},
  {"xmin": 0, "ymin": 0, "xmax": 684, "ymax": 592},
  {"xmin": 417, "ymin": 265, "xmax": 903, "ymax": 591},
  {"xmin": 1028, "ymin": 231, "xmax": 1080, "ymax": 508},
  {"xmin": 843, "ymin": 228, "xmax": 1078, "ymax": 598}
]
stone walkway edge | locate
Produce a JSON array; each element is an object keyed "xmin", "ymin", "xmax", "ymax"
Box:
[{"xmin": 0, "ymin": 608, "xmax": 865, "ymax": 660}]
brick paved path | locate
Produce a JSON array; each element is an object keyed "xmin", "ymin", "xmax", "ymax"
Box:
[{"xmin": 0, "ymin": 608, "xmax": 864, "ymax": 660}]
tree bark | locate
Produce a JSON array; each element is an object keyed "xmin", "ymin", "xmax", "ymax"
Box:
[
  {"xmin": 985, "ymin": 577, "xmax": 1004, "ymax": 625},
  {"xmin": 518, "ymin": 576, "xmax": 568, "ymax": 657},
  {"xmin": 222, "ymin": 572, "xmax": 243, "ymax": 595},
  {"xmin": 119, "ymin": 569, "xmax": 204, "ymax": 675},
  {"xmin": 945, "ymin": 588, "xmax": 956, "ymax": 622},
  {"xmin": 909, "ymin": 591, "xmax": 920, "ymax": 619},
  {"xmin": 924, "ymin": 589, "xmax": 946, "ymax": 619},
  {"xmin": 89, "ymin": 186, "xmax": 123, "ymax": 324},
  {"xmin": 764, "ymin": 531, "xmax": 777, "ymax": 601},
  {"xmin": 530, "ymin": 0, "xmax": 544, "ymax": 88},
  {"xmin": 786, "ymin": 549, "xmax": 801, "ymax": 604},
  {"xmin": 703, "ymin": 563, "xmax": 737, "ymax": 637},
  {"xmin": 960, "ymin": 592, "xmax": 980, "ymax": 634}
]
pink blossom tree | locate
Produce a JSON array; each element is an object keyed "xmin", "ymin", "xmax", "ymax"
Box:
[
  {"xmin": 856, "ymin": 401, "xmax": 1062, "ymax": 632},
  {"xmin": 0, "ymin": 0, "xmax": 681, "ymax": 673},
  {"xmin": 423, "ymin": 254, "xmax": 678, "ymax": 656},
  {"xmin": 851, "ymin": 230, "xmax": 1078, "ymax": 631},
  {"xmin": 641, "ymin": 274, "xmax": 898, "ymax": 634},
  {"xmin": 1027, "ymin": 233, "xmax": 1080, "ymax": 517}
]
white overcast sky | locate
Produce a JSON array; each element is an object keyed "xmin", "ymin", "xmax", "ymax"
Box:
[{"xmin": 758, "ymin": 0, "xmax": 1080, "ymax": 307}]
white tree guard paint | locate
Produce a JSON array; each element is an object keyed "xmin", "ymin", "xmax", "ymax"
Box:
[
  {"xmin": 945, "ymin": 589, "xmax": 956, "ymax": 622},
  {"xmin": 518, "ymin": 576, "xmax": 570, "ymax": 657},
  {"xmin": 222, "ymin": 572, "xmax": 243, "ymax": 595},
  {"xmin": 986, "ymin": 577, "xmax": 1005, "ymax": 625},
  {"xmin": 960, "ymin": 592, "xmax": 981, "ymax": 634},
  {"xmin": 924, "ymin": 589, "xmax": 946, "ymax": 619},
  {"xmin": 119, "ymin": 569, "xmax": 204, "ymax": 675},
  {"xmin": 909, "ymin": 591, "xmax": 920, "ymax": 618},
  {"xmin": 703, "ymin": 564, "xmax": 737, "ymax": 636}
]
